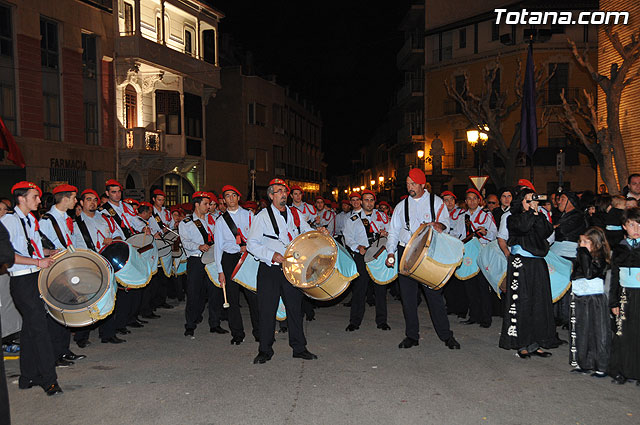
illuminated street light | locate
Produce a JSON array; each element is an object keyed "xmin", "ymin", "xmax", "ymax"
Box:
[
  {"xmin": 360, "ymin": 185, "xmax": 365, "ymax": 191},
  {"xmin": 370, "ymin": 179, "xmax": 375, "ymax": 187},
  {"xmin": 379, "ymin": 175, "xmax": 384, "ymax": 183},
  {"xmin": 417, "ymin": 149, "xmax": 425, "ymax": 159},
  {"xmin": 466, "ymin": 129, "xmax": 479, "ymax": 147}
]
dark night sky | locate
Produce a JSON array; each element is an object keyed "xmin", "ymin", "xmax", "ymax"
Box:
[{"xmin": 209, "ymin": 1, "xmax": 411, "ymax": 176}]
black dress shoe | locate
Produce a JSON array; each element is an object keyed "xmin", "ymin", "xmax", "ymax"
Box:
[
  {"xmin": 142, "ymin": 313, "xmax": 161, "ymax": 319},
  {"xmin": 210, "ymin": 326, "xmax": 229, "ymax": 334},
  {"xmin": 305, "ymin": 315, "xmax": 315, "ymax": 321},
  {"xmin": 460, "ymin": 319, "xmax": 477, "ymax": 325},
  {"xmin": 253, "ymin": 352, "xmax": 273, "ymax": 364},
  {"xmin": 479, "ymin": 322, "xmax": 491, "ymax": 328},
  {"xmin": 445, "ymin": 336, "xmax": 461, "ymax": 349},
  {"xmin": 117, "ymin": 328, "xmax": 132, "ymax": 335},
  {"xmin": 612, "ymin": 374, "xmax": 627, "ymax": 385},
  {"xmin": 398, "ymin": 337, "xmax": 419, "ymax": 349},
  {"xmin": 158, "ymin": 303, "xmax": 174, "ymax": 309},
  {"xmin": 377, "ymin": 323, "xmax": 391, "ymax": 331},
  {"xmin": 293, "ymin": 349, "xmax": 318, "ymax": 360},
  {"xmin": 515, "ymin": 351, "xmax": 531, "ymax": 359},
  {"xmin": 44, "ymin": 383, "xmax": 63, "ymax": 396},
  {"xmin": 55, "ymin": 358, "xmax": 74, "ymax": 367},
  {"xmin": 62, "ymin": 352, "xmax": 86, "ymax": 361},
  {"xmin": 531, "ymin": 350, "xmax": 552, "ymax": 358},
  {"xmin": 230, "ymin": 336, "xmax": 244, "ymax": 345},
  {"xmin": 127, "ymin": 322, "xmax": 143, "ymax": 328},
  {"xmin": 18, "ymin": 378, "xmax": 37, "ymax": 389},
  {"xmin": 343, "ymin": 301, "xmax": 352, "ymax": 307},
  {"xmin": 184, "ymin": 329, "xmax": 194, "ymax": 337},
  {"xmin": 345, "ymin": 324, "xmax": 359, "ymax": 332},
  {"xmin": 101, "ymin": 336, "xmax": 126, "ymax": 344},
  {"xmin": 571, "ymin": 367, "xmax": 591, "ymax": 374},
  {"xmin": 137, "ymin": 318, "xmax": 149, "ymax": 324},
  {"xmin": 76, "ymin": 339, "xmax": 91, "ymax": 349},
  {"xmin": 279, "ymin": 327, "xmax": 288, "ymax": 334}
]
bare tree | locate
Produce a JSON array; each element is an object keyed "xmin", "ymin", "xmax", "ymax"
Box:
[
  {"xmin": 560, "ymin": 27, "xmax": 640, "ymax": 194},
  {"xmin": 445, "ymin": 59, "xmax": 552, "ymax": 187}
]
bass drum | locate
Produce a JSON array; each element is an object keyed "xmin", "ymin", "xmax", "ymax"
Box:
[
  {"xmin": 38, "ymin": 248, "xmax": 116, "ymax": 327},
  {"xmin": 100, "ymin": 240, "xmax": 154, "ymax": 288},
  {"xmin": 283, "ymin": 231, "xmax": 358, "ymax": 301}
]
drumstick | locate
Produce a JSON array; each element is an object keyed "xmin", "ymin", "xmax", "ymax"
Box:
[{"xmin": 222, "ymin": 282, "xmax": 230, "ymax": 308}]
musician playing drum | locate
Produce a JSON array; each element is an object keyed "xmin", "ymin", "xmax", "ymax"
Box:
[
  {"xmin": 343, "ymin": 190, "xmax": 391, "ymax": 332},
  {"xmin": 179, "ymin": 191, "xmax": 227, "ymax": 337},
  {"xmin": 384, "ymin": 169, "xmax": 461, "ymax": 350},
  {"xmin": 247, "ymin": 178, "xmax": 326, "ymax": 364},
  {"xmin": 151, "ymin": 189, "xmax": 177, "ymax": 310},
  {"xmin": 214, "ymin": 185, "xmax": 259, "ymax": 345}
]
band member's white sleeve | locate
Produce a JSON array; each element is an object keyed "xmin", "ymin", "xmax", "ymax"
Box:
[
  {"xmin": 247, "ymin": 212, "xmax": 276, "ymax": 265},
  {"xmin": 385, "ymin": 202, "xmax": 404, "ymax": 254}
]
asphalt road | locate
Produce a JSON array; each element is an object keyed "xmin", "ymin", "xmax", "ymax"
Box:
[{"xmin": 5, "ymin": 295, "xmax": 639, "ymax": 425}]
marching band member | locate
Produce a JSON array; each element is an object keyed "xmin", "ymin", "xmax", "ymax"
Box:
[
  {"xmin": 343, "ymin": 190, "xmax": 390, "ymax": 331},
  {"xmin": 247, "ymin": 178, "xmax": 322, "ymax": 364},
  {"xmin": 73, "ymin": 189, "xmax": 126, "ymax": 345},
  {"xmin": 385, "ymin": 169, "xmax": 460, "ymax": 350},
  {"xmin": 150, "ymin": 189, "xmax": 176, "ymax": 311},
  {"xmin": 460, "ymin": 188, "xmax": 497, "ymax": 328},
  {"xmin": 493, "ymin": 188, "xmax": 513, "ymax": 228},
  {"xmin": 100, "ymin": 180, "xmax": 135, "ymax": 239},
  {"xmin": 179, "ymin": 191, "xmax": 227, "ymax": 337},
  {"xmin": 313, "ymin": 196, "xmax": 336, "ymax": 235},
  {"xmin": 290, "ymin": 185, "xmax": 317, "ymax": 226},
  {"xmin": 214, "ymin": 185, "xmax": 259, "ymax": 345},
  {"xmin": 1, "ymin": 182, "xmax": 62, "ymax": 395},
  {"xmin": 334, "ymin": 199, "xmax": 351, "ymax": 245},
  {"xmin": 441, "ymin": 190, "xmax": 469, "ymax": 319},
  {"xmin": 208, "ymin": 192, "xmax": 221, "ymax": 220},
  {"xmin": 38, "ymin": 184, "xmax": 86, "ymax": 367}
]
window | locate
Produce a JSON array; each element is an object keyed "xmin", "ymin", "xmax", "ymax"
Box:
[
  {"xmin": 248, "ymin": 102, "xmax": 266, "ymax": 126},
  {"xmin": 548, "ymin": 121, "xmax": 567, "ymax": 148},
  {"xmin": 184, "ymin": 28, "xmax": 193, "ymax": 56},
  {"xmin": 40, "ymin": 18, "xmax": 58, "ymax": 69},
  {"xmin": 156, "ymin": 90, "xmax": 181, "ymax": 134},
  {"xmin": 82, "ymin": 34, "xmax": 97, "ymax": 80},
  {"xmin": 548, "ymin": 63, "xmax": 568, "ymax": 105},
  {"xmin": 550, "ymin": 24, "xmax": 565, "ymax": 35},
  {"xmin": 124, "ymin": 84, "xmax": 137, "ymax": 128},
  {"xmin": 273, "ymin": 145, "xmax": 284, "ymax": 171},
  {"xmin": 489, "ymin": 68, "xmax": 500, "ymax": 109},
  {"xmin": 491, "ymin": 23, "xmax": 500, "ymax": 41},
  {"xmin": 441, "ymin": 31, "xmax": 452, "ymax": 60},
  {"xmin": 459, "ymin": 28, "xmax": 466, "ymax": 49},
  {"xmin": 0, "ymin": 5, "xmax": 12, "ymax": 58},
  {"xmin": 156, "ymin": 17, "xmax": 162, "ymax": 43},
  {"xmin": 272, "ymin": 103, "xmax": 284, "ymax": 132},
  {"xmin": 43, "ymin": 92, "xmax": 61, "ymax": 140},
  {"xmin": 0, "ymin": 82, "xmax": 16, "ymax": 134},
  {"xmin": 84, "ymin": 102, "xmax": 98, "ymax": 145},
  {"xmin": 124, "ymin": 2, "xmax": 133, "ymax": 35},
  {"xmin": 203, "ymin": 29, "xmax": 215, "ymax": 65},
  {"xmin": 185, "ymin": 93, "xmax": 202, "ymax": 156}
]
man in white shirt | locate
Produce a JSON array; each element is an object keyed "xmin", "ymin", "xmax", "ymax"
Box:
[
  {"xmin": 290, "ymin": 185, "xmax": 317, "ymax": 225},
  {"xmin": 385, "ymin": 168, "xmax": 460, "ymax": 350},
  {"xmin": 334, "ymin": 199, "xmax": 351, "ymax": 245},
  {"xmin": 313, "ymin": 197, "xmax": 336, "ymax": 235}
]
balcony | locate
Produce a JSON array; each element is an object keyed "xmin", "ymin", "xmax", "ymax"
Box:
[
  {"xmin": 397, "ymin": 78, "xmax": 424, "ymax": 107},
  {"xmin": 396, "ymin": 123, "xmax": 425, "ymax": 145},
  {"xmin": 116, "ymin": 33, "xmax": 220, "ymax": 87},
  {"xmin": 121, "ymin": 128, "xmax": 164, "ymax": 151},
  {"xmin": 397, "ymin": 34, "xmax": 424, "ymax": 70}
]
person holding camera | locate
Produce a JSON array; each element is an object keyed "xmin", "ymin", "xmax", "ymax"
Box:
[{"xmin": 499, "ymin": 188, "xmax": 557, "ymax": 358}]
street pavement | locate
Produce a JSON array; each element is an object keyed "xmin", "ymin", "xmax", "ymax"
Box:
[{"xmin": 5, "ymin": 295, "xmax": 639, "ymax": 425}]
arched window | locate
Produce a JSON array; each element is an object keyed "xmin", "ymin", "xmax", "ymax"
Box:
[{"xmin": 124, "ymin": 84, "xmax": 137, "ymax": 128}]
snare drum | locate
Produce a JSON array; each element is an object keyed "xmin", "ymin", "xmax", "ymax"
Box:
[
  {"xmin": 283, "ymin": 231, "xmax": 358, "ymax": 301},
  {"xmin": 364, "ymin": 237, "xmax": 397, "ymax": 285},
  {"xmin": 100, "ymin": 240, "xmax": 154, "ymax": 288},
  {"xmin": 201, "ymin": 245, "xmax": 216, "ymax": 264},
  {"xmin": 127, "ymin": 233, "xmax": 159, "ymax": 275},
  {"xmin": 455, "ymin": 238, "xmax": 482, "ymax": 280},
  {"xmin": 399, "ymin": 224, "xmax": 464, "ymax": 290},
  {"xmin": 38, "ymin": 248, "xmax": 116, "ymax": 326},
  {"xmin": 545, "ymin": 250, "xmax": 573, "ymax": 302},
  {"xmin": 477, "ymin": 240, "xmax": 507, "ymax": 296}
]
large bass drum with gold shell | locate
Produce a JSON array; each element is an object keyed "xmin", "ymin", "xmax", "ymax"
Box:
[
  {"xmin": 399, "ymin": 223, "xmax": 464, "ymax": 290},
  {"xmin": 283, "ymin": 231, "xmax": 358, "ymax": 301}
]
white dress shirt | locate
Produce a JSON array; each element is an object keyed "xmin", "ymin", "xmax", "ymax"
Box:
[
  {"xmin": 315, "ymin": 208, "xmax": 336, "ymax": 235},
  {"xmin": 464, "ymin": 207, "xmax": 497, "ymax": 245},
  {"xmin": 152, "ymin": 205, "xmax": 175, "ymax": 229},
  {"xmin": 1, "ymin": 208, "xmax": 45, "ymax": 273},
  {"xmin": 73, "ymin": 211, "xmax": 122, "ymax": 251},
  {"xmin": 291, "ymin": 201, "xmax": 317, "ymax": 224},
  {"xmin": 343, "ymin": 208, "xmax": 388, "ymax": 252},
  {"xmin": 178, "ymin": 212, "xmax": 215, "ymax": 258},
  {"xmin": 214, "ymin": 207, "xmax": 253, "ymax": 273},
  {"xmin": 39, "ymin": 205, "xmax": 74, "ymax": 249},
  {"xmin": 448, "ymin": 206, "xmax": 467, "ymax": 240}
]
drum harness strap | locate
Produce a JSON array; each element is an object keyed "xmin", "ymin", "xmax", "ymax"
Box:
[
  {"xmin": 41, "ymin": 213, "xmax": 68, "ymax": 249},
  {"xmin": 265, "ymin": 205, "xmax": 301, "ymax": 243},
  {"xmin": 17, "ymin": 213, "xmax": 41, "ymax": 258},
  {"xmin": 152, "ymin": 210, "xmax": 168, "ymax": 230},
  {"xmin": 222, "ymin": 211, "xmax": 246, "ymax": 247},
  {"xmin": 75, "ymin": 216, "xmax": 97, "ymax": 252},
  {"xmin": 193, "ymin": 218, "xmax": 214, "ymax": 246},
  {"xmin": 404, "ymin": 193, "xmax": 435, "ymax": 233},
  {"xmin": 105, "ymin": 205, "xmax": 133, "ymax": 239}
]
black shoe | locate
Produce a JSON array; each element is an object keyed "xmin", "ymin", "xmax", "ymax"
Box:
[
  {"xmin": 55, "ymin": 358, "xmax": 74, "ymax": 368},
  {"xmin": 18, "ymin": 379, "xmax": 37, "ymax": 389},
  {"xmin": 479, "ymin": 322, "xmax": 491, "ymax": 328},
  {"xmin": 62, "ymin": 352, "xmax": 86, "ymax": 361},
  {"xmin": 591, "ymin": 371, "xmax": 607, "ymax": 378},
  {"xmin": 305, "ymin": 315, "xmax": 315, "ymax": 321},
  {"xmin": 516, "ymin": 351, "xmax": 531, "ymax": 359},
  {"xmin": 612, "ymin": 374, "xmax": 627, "ymax": 385},
  {"xmin": 158, "ymin": 303, "xmax": 174, "ymax": 309},
  {"xmin": 230, "ymin": 336, "xmax": 244, "ymax": 345},
  {"xmin": 293, "ymin": 349, "xmax": 318, "ymax": 360},
  {"xmin": 137, "ymin": 318, "xmax": 149, "ymax": 324},
  {"xmin": 253, "ymin": 352, "xmax": 273, "ymax": 364},
  {"xmin": 184, "ymin": 329, "xmax": 194, "ymax": 337},
  {"xmin": 142, "ymin": 313, "xmax": 161, "ymax": 319},
  {"xmin": 117, "ymin": 328, "xmax": 131, "ymax": 335},
  {"xmin": 345, "ymin": 324, "xmax": 359, "ymax": 332},
  {"xmin": 101, "ymin": 336, "xmax": 126, "ymax": 344},
  {"xmin": 531, "ymin": 350, "xmax": 552, "ymax": 358},
  {"xmin": 44, "ymin": 383, "xmax": 63, "ymax": 396},
  {"xmin": 571, "ymin": 367, "xmax": 591, "ymax": 375},
  {"xmin": 127, "ymin": 322, "xmax": 143, "ymax": 328},
  {"xmin": 210, "ymin": 326, "xmax": 229, "ymax": 334},
  {"xmin": 445, "ymin": 336, "xmax": 461, "ymax": 350},
  {"xmin": 278, "ymin": 327, "xmax": 288, "ymax": 334},
  {"xmin": 377, "ymin": 323, "xmax": 391, "ymax": 331},
  {"xmin": 343, "ymin": 301, "xmax": 352, "ymax": 307},
  {"xmin": 460, "ymin": 319, "xmax": 477, "ymax": 325},
  {"xmin": 398, "ymin": 337, "xmax": 419, "ymax": 349},
  {"xmin": 367, "ymin": 300, "xmax": 375, "ymax": 307},
  {"xmin": 76, "ymin": 339, "xmax": 91, "ymax": 349}
]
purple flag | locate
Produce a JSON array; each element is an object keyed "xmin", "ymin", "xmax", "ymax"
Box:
[{"xmin": 520, "ymin": 43, "xmax": 538, "ymax": 158}]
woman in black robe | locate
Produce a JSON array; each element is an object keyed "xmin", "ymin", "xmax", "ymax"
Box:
[{"xmin": 499, "ymin": 189, "xmax": 557, "ymax": 357}]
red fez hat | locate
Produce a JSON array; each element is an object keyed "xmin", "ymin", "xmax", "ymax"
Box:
[
  {"xmin": 349, "ymin": 192, "xmax": 361, "ymax": 199},
  {"xmin": 123, "ymin": 198, "xmax": 140, "ymax": 206},
  {"xmin": 169, "ymin": 205, "xmax": 181, "ymax": 213},
  {"xmin": 11, "ymin": 181, "xmax": 42, "ymax": 197},
  {"xmin": 441, "ymin": 191, "xmax": 456, "ymax": 200},
  {"xmin": 517, "ymin": 179, "xmax": 536, "ymax": 192},
  {"xmin": 52, "ymin": 184, "xmax": 78, "ymax": 195},
  {"xmin": 408, "ymin": 168, "xmax": 426, "ymax": 185},
  {"xmin": 465, "ymin": 188, "xmax": 482, "ymax": 200},
  {"xmin": 180, "ymin": 202, "xmax": 193, "ymax": 212},
  {"xmin": 221, "ymin": 185, "xmax": 242, "ymax": 198},
  {"xmin": 341, "ymin": 199, "xmax": 350, "ymax": 205},
  {"xmin": 378, "ymin": 201, "xmax": 391, "ymax": 209},
  {"xmin": 80, "ymin": 189, "xmax": 99, "ymax": 199},
  {"xmin": 268, "ymin": 178, "xmax": 289, "ymax": 192},
  {"xmin": 361, "ymin": 189, "xmax": 376, "ymax": 200},
  {"xmin": 330, "ymin": 202, "xmax": 338, "ymax": 209},
  {"xmin": 244, "ymin": 201, "xmax": 258, "ymax": 209},
  {"xmin": 105, "ymin": 179, "xmax": 123, "ymax": 189},
  {"xmin": 152, "ymin": 189, "xmax": 166, "ymax": 197},
  {"xmin": 139, "ymin": 201, "xmax": 153, "ymax": 208},
  {"xmin": 206, "ymin": 192, "xmax": 218, "ymax": 203},
  {"xmin": 192, "ymin": 191, "xmax": 211, "ymax": 200},
  {"xmin": 290, "ymin": 185, "xmax": 303, "ymax": 193},
  {"xmin": 314, "ymin": 196, "xmax": 325, "ymax": 202}
]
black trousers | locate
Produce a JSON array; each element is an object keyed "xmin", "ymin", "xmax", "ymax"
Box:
[
  {"xmin": 222, "ymin": 252, "xmax": 259, "ymax": 339},
  {"xmin": 349, "ymin": 252, "xmax": 387, "ymax": 326},
  {"xmin": 114, "ymin": 288, "xmax": 134, "ymax": 330},
  {"xmin": 152, "ymin": 267, "xmax": 169, "ymax": 308},
  {"xmin": 141, "ymin": 273, "xmax": 161, "ymax": 316},
  {"xmin": 185, "ymin": 257, "xmax": 222, "ymax": 330},
  {"xmin": 397, "ymin": 246, "xmax": 452, "ymax": 342},
  {"xmin": 464, "ymin": 273, "xmax": 493, "ymax": 326},
  {"xmin": 257, "ymin": 262, "xmax": 307, "ymax": 355},
  {"xmin": 443, "ymin": 275, "xmax": 469, "ymax": 316},
  {"xmin": 47, "ymin": 315, "xmax": 71, "ymax": 358},
  {"xmin": 9, "ymin": 272, "xmax": 57, "ymax": 388}
]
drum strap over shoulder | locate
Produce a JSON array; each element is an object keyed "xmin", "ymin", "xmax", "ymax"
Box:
[
  {"xmin": 193, "ymin": 219, "xmax": 213, "ymax": 246},
  {"xmin": 266, "ymin": 204, "xmax": 280, "ymax": 237},
  {"xmin": 75, "ymin": 216, "xmax": 96, "ymax": 252},
  {"xmin": 42, "ymin": 213, "xmax": 67, "ymax": 248},
  {"xmin": 106, "ymin": 206, "xmax": 132, "ymax": 239},
  {"xmin": 404, "ymin": 193, "xmax": 435, "ymax": 231},
  {"xmin": 152, "ymin": 211, "xmax": 167, "ymax": 230},
  {"xmin": 222, "ymin": 211, "xmax": 246, "ymax": 247}
]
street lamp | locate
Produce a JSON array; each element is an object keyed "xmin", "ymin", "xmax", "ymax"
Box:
[
  {"xmin": 467, "ymin": 124, "xmax": 489, "ymax": 175},
  {"xmin": 360, "ymin": 185, "xmax": 365, "ymax": 191},
  {"xmin": 379, "ymin": 175, "xmax": 384, "ymax": 184},
  {"xmin": 417, "ymin": 149, "xmax": 425, "ymax": 159},
  {"xmin": 370, "ymin": 179, "xmax": 375, "ymax": 188}
]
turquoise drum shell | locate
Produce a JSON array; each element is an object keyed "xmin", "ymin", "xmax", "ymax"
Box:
[
  {"xmin": 366, "ymin": 249, "xmax": 397, "ymax": 285},
  {"xmin": 110, "ymin": 241, "xmax": 155, "ymax": 288},
  {"xmin": 477, "ymin": 240, "xmax": 507, "ymax": 296},
  {"xmin": 545, "ymin": 250, "xmax": 573, "ymax": 302},
  {"xmin": 455, "ymin": 238, "xmax": 482, "ymax": 280}
]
